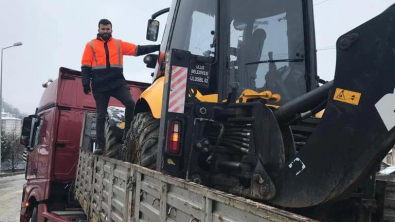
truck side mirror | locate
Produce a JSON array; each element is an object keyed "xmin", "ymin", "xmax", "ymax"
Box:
[
  {"xmin": 146, "ymin": 19, "xmax": 160, "ymax": 42},
  {"xmin": 20, "ymin": 116, "xmax": 33, "ymax": 148}
]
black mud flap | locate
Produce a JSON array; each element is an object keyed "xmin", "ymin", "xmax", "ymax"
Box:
[{"xmin": 269, "ymin": 4, "xmax": 395, "ymax": 208}]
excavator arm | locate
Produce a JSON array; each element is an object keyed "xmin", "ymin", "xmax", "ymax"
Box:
[{"xmin": 269, "ymin": 4, "xmax": 395, "ymax": 208}]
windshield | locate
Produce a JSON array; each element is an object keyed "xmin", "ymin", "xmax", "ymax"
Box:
[
  {"xmin": 168, "ymin": 0, "xmax": 306, "ymax": 104},
  {"xmin": 168, "ymin": 0, "xmax": 218, "ymax": 94},
  {"xmin": 170, "ymin": 0, "xmax": 217, "ymax": 57},
  {"xmin": 227, "ymin": 0, "xmax": 306, "ymax": 104}
]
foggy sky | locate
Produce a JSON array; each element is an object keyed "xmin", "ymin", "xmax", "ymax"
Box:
[{"xmin": 1, "ymin": 0, "xmax": 394, "ymax": 113}]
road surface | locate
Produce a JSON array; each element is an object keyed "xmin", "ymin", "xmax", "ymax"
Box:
[{"xmin": 0, "ymin": 174, "xmax": 25, "ymax": 222}]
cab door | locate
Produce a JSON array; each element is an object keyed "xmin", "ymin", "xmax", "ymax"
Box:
[{"xmin": 52, "ymin": 108, "xmax": 85, "ymax": 182}]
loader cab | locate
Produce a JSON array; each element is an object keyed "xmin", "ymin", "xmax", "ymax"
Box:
[
  {"xmin": 153, "ymin": 0, "xmax": 317, "ymax": 104},
  {"xmin": 152, "ymin": 0, "xmax": 318, "ymax": 175}
]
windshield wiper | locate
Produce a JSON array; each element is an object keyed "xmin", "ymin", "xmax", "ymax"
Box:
[{"xmin": 245, "ymin": 58, "xmax": 304, "ymax": 65}]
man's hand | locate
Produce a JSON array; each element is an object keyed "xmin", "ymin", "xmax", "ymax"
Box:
[{"xmin": 83, "ymin": 85, "xmax": 91, "ymax": 94}]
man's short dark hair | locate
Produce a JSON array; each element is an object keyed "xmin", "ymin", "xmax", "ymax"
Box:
[{"xmin": 98, "ymin": 19, "xmax": 112, "ymax": 28}]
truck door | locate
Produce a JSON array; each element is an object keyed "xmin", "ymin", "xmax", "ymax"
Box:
[
  {"xmin": 53, "ymin": 109, "xmax": 85, "ymax": 182},
  {"xmin": 25, "ymin": 112, "xmax": 46, "ymax": 180},
  {"xmin": 26, "ymin": 131, "xmax": 40, "ymax": 180}
]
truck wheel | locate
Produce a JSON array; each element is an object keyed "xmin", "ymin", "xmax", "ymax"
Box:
[
  {"xmin": 104, "ymin": 119, "xmax": 123, "ymax": 159},
  {"xmin": 30, "ymin": 206, "xmax": 37, "ymax": 222},
  {"xmin": 123, "ymin": 112, "xmax": 159, "ymax": 169}
]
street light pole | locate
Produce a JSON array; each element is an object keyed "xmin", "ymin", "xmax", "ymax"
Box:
[{"xmin": 0, "ymin": 42, "xmax": 22, "ymax": 173}]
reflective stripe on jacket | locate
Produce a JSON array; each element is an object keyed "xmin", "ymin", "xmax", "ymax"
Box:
[{"xmin": 81, "ymin": 37, "xmax": 137, "ymax": 91}]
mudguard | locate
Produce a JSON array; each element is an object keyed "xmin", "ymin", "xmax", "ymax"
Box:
[
  {"xmin": 136, "ymin": 77, "xmax": 164, "ymax": 119},
  {"xmin": 136, "ymin": 77, "xmax": 219, "ymax": 118},
  {"xmin": 269, "ymin": 4, "xmax": 395, "ymax": 208}
]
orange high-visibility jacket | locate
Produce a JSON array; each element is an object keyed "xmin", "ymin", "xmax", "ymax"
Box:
[{"xmin": 81, "ymin": 37, "xmax": 137, "ymax": 91}]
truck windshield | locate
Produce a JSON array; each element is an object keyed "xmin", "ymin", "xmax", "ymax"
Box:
[{"xmin": 227, "ymin": 0, "xmax": 306, "ymax": 104}]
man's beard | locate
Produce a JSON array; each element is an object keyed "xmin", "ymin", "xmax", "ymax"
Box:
[{"xmin": 98, "ymin": 33, "xmax": 112, "ymax": 41}]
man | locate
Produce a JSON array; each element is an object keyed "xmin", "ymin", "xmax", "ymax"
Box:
[{"xmin": 81, "ymin": 19, "xmax": 160, "ymax": 155}]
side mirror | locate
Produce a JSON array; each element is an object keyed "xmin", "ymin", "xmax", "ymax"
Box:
[
  {"xmin": 146, "ymin": 19, "xmax": 160, "ymax": 42},
  {"xmin": 144, "ymin": 54, "xmax": 159, "ymax": 69},
  {"xmin": 20, "ymin": 116, "xmax": 33, "ymax": 148}
]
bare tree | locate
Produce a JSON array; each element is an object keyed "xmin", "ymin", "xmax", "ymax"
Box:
[{"xmin": 2, "ymin": 127, "xmax": 25, "ymax": 172}]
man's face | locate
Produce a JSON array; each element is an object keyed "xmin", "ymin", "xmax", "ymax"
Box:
[{"xmin": 98, "ymin": 24, "xmax": 112, "ymax": 39}]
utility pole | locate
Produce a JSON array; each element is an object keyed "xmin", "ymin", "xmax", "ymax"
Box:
[{"xmin": 0, "ymin": 42, "xmax": 23, "ymax": 173}]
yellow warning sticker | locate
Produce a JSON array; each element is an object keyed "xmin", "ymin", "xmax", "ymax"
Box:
[{"xmin": 333, "ymin": 88, "xmax": 361, "ymax": 105}]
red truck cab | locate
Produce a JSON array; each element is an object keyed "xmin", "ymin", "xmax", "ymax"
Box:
[{"xmin": 19, "ymin": 67, "xmax": 149, "ymax": 222}]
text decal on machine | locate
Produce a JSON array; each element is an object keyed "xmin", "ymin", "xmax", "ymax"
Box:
[{"xmin": 189, "ymin": 61, "xmax": 210, "ymax": 88}]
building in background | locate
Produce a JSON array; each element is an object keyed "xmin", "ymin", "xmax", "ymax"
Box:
[
  {"xmin": 1, "ymin": 110, "xmax": 22, "ymax": 135},
  {"xmin": 0, "ymin": 110, "xmax": 25, "ymax": 171},
  {"xmin": 383, "ymin": 147, "xmax": 395, "ymax": 166}
]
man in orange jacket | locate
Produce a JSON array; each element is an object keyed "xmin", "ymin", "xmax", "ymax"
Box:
[{"xmin": 81, "ymin": 19, "xmax": 160, "ymax": 155}]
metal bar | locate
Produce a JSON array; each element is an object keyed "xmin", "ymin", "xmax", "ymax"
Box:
[
  {"xmin": 97, "ymin": 157, "xmax": 104, "ymax": 219},
  {"xmin": 107, "ymin": 162, "xmax": 114, "ymax": 222},
  {"xmin": 0, "ymin": 48, "xmax": 3, "ymax": 173},
  {"xmin": 127, "ymin": 167, "xmax": 135, "ymax": 222},
  {"xmin": 90, "ymin": 154, "xmax": 99, "ymax": 221},
  {"xmin": 205, "ymin": 198, "xmax": 213, "ymax": 222},
  {"xmin": 151, "ymin": 7, "xmax": 170, "ymax": 19},
  {"xmin": 159, "ymin": 181, "xmax": 168, "ymax": 222},
  {"xmin": 134, "ymin": 172, "xmax": 142, "ymax": 221}
]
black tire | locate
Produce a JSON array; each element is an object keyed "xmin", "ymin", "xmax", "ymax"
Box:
[
  {"xmin": 122, "ymin": 112, "xmax": 159, "ymax": 169},
  {"xmin": 30, "ymin": 206, "xmax": 38, "ymax": 222},
  {"xmin": 104, "ymin": 119, "xmax": 123, "ymax": 159}
]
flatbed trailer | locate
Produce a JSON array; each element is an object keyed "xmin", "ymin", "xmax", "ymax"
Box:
[{"xmin": 74, "ymin": 112, "xmax": 317, "ymax": 222}]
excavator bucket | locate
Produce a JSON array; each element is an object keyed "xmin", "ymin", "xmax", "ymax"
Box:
[{"xmin": 269, "ymin": 4, "xmax": 395, "ymax": 208}]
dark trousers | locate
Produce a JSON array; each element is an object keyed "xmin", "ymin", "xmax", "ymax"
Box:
[{"xmin": 93, "ymin": 85, "xmax": 135, "ymax": 148}]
